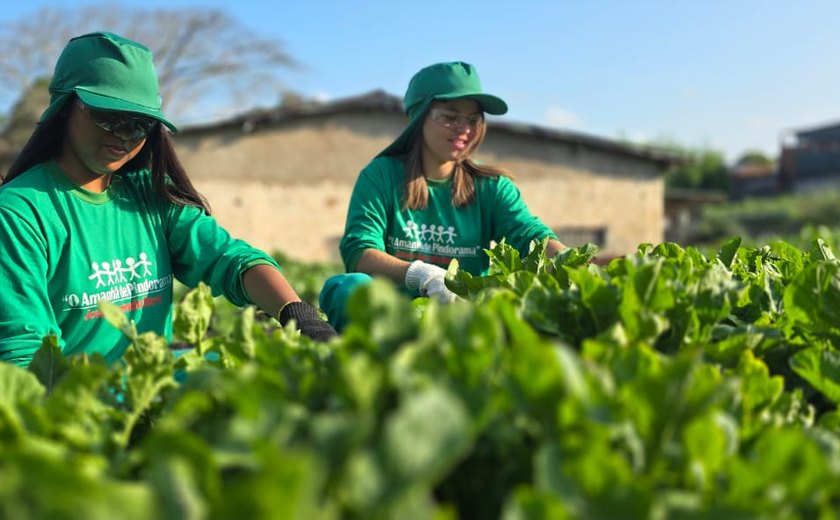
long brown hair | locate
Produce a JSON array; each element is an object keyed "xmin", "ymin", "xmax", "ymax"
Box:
[
  {"xmin": 4, "ymin": 95, "xmax": 210, "ymax": 213},
  {"xmin": 401, "ymin": 112, "xmax": 510, "ymax": 211}
]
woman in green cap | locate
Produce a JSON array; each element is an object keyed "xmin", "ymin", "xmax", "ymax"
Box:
[
  {"xmin": 320, "ymin": 61, "xmax": 566, "ymax": 330},
  {"xmin": 0, "ymin": 32, "xmax": 335, "ymax": 367}
]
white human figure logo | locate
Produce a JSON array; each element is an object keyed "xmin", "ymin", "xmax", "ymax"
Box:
[
  {"xmin": 431, "ymin": 225, "xmax": 444, "ymax": 242},
  {"xmin": 402, "ymin": 220, "xmax": 419, "ymax": 239},
  {"xmin": 88, "ymin": 262, "xmax": 107, "ymax": 288},
  {"xmin": 136, "ymin": 252, "xmax": 153, "ymax": 276},
  {"xmin": 419, "ymin": 223, "xmax": 433, "ymax": 241},
  {"xmin": 88, "ymin": 252, "xmax": 155, "ymax": 289},
  {"xmin": 102, "ymin": 262, "xmax": 117, "ymax": 285},
  {"xmin": 125, "ymin": 257, "xmax": 141, "ymax": 279},
  {"xmin": 113, "ymin": 259, "xmax": 127, "ymax": 282},
  {"xmin": 443, "ymin": 226, "xmax": 457, "ymax": 244}
]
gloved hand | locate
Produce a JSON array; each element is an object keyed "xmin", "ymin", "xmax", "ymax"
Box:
[
  {"xmin": 278, "ymin": 301, "xmax": 337, "ymax": 342},
  {"xmin": 404, "ymin": 260, "xmax": 459, "ymax": 303}
]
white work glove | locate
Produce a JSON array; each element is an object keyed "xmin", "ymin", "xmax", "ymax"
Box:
[{"xmin": 404, "ymin": 260, "xmax": 459, "ymax": 303}]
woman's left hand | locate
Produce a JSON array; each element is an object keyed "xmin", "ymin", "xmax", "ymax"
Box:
[{"xmin": 278, "ymin": 301, "xmax": 338, "ymax": 341}]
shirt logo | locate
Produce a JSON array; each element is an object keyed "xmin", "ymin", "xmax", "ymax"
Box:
[
  {"xmin": 61, "ymin": 251, "xmax": 172, "ymax": 312},
  {"xmin": 88, "ymin": 252, "xmax": 154, "ymax": 288},
  {"xmin": 402, "ymin": 220, "xmax": 458, "ymax": 243},
  {"xmin": 390, "ymin": 219, "xmax": 479, "ymax": 264}
]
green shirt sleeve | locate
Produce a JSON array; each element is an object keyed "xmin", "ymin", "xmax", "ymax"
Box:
[
  {"xmin": 339, "ymin": 158, "xmax": 399, "ymax": 272},
  {"xmin": 0, "ymin": 205, "xmax": 63, "ymax": 366},
  {"xmin": 485, "ymin": 176, "xmax": 557, "ymax": 256},
  {"xmin": 161, "ymin": 201, "xmax": 280, "ymax": 308}
]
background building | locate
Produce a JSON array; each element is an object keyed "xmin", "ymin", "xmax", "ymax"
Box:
[
  {"xmin": 173, "ymin": 91, "xmax": 674, "ymax": 263},
  {"xmin": 779, "ymin": 121, "xmax": 840, "ymax": 192}
]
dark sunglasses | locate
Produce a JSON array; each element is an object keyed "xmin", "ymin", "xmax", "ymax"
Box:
[{"xmin": 76, "ymin": 99, "xmax": 158, "ymax": 140}]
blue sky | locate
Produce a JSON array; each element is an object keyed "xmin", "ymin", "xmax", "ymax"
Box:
[{"xmin": 3, "ymin": 0, "xmax": 839, "ymax": 161}]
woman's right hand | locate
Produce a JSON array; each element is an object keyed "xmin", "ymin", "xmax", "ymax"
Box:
[{"xmin": 404, "ymin": 260, "xmax": 459, "ymax": 303}]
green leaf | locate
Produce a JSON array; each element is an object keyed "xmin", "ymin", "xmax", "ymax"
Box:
[
  {"xmin": 173, "ymin": 284, "xmax": 215, "ymax": 353},
  {"xmin": 783, "ymin": 261, "xmax": 840, "ymax": 339},
  {"xmin": 569, "ymin": 267, "xmax": 620, "ymax": 333},
  {"xmin": 616, "ymin": 256, "xmax": 676, "ymax": 343},
  {"xmin": 716, "ymin": 236, "xmax": 741, "ymax": 268},
  {"xmin": 683, "ymin": 412, "xmax": 738, "ymax": 487},
  {"xmin": 808, "ymin": 237, "xmax": 838, "ymax": 263},
  {"xmin": 383, "ymin": 385, "xmax": 471, "ymax": 484},
  {"xmin": 99, "ymin": 300, "xmax": 138, "ymax": 340},
  {"xmin": 148, "ymin": 457, "xmax": 207, "ymax": 520},
  {"xmin": 727, "ymin": 428, "xmax": 830, "ymax": 506},
  {"xmin": 523, "ymin": 237, "xmax": 549, "ymax": 274},
  {"xmin": 341, "ymin": 354, "xmax": 383, "ymax": 412},
  {"xmin": 118, "ymin": 333, "xmax": 177, "ymax": 447},
  {"xmin": 790, "ymin": 347, "xmax": 840, "ymax": 404},
  {"xmin": 534, "ymin": 439, "xmax": 648, "ymax": 518},
  {"xmin": 0, "ymin": 362, "xmax": 46, "ymax": 436},
  {"xmin": 344, "ymin": 279, "xmax": 419, "ymax": 357},
  {"xmin": 27, "ymin": 335, "xmax": 71, "ymax": 394},
  {"xmin": 706, "ymin": 323, "xmax": 780, "ymax": 366},
  {"xmin": 487, "ymin": 239, "xmax": 523, "ymax": 276},
  {"xmin": 652, "ymin": 241, "xmax": 686, "ymax": 260},
  {"xmin": 0, "ymin": 447, "xmax": 160, "ymax": 520},
  {"xmin": 554, "ymin": 243, "xmax": 600, "ymax": 268},
  {"xmin": 505, "ymin": 341, "xmax": 575, "ymax": 430},
  {"xmin": 219, "ymin": 305, "xmax": 257, "ymax": 362},
  {"xmin": 501, "ymin": 486, "xmax": 573, "ymax": 519},
  {"xmin": 341, "ymin": 449, "xmax": 387, "ymax": 511},
  {"xmin": 521, "ymin": 280, "xmax": 580, "ymax": 339},
  {"xmin": 209, "ymin": 445, "xmax": 326, "ymax": 520},
  {"xmin": 446, "ymin": 266, "xmax": 506, "ymax": 298},
  {"xmin": 737, "ymin": 349, "xmax": 784, "ymax": 411}
]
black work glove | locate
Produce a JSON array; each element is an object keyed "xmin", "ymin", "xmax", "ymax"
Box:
[{"xmin": 278, "ymin": 301, "xmax": 337, "ymax": 342}]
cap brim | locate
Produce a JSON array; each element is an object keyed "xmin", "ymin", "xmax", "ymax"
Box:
[
  {"xmin": 436, "ymin": 92, "xmax": 508, "ymax": 115},
  {"xmin": 76, "ymin": 89, "xmax": 178, "ymax": 133}
]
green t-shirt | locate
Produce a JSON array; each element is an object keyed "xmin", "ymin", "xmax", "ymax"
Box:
[
  {"xmin": 0, "ymin": 161, "xmax": 278, "ymax": 367},
  {"xmin": 340, "ymin": 156, "xmax": 556, "ymax": 275}
]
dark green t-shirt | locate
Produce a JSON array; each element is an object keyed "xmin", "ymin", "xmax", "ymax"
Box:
[
  {"xmin": 0, "ymin": 161, "xmax": 278, "ymax": 366},
  {"xmin": 340, "ymin": 156, "xmax": 556, "ymax": 275}
]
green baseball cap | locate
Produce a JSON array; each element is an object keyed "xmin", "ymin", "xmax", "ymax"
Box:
[
  {"xmin": 40, "ymin": 32, "xmax": 177, "ymax": 133},
  {"xmin": 377, "ymin": 61, "xmax": 507, "ymax": 157}
]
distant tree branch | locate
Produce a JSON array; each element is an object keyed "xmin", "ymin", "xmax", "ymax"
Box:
[{"xmin": 0, "ymin": 4, "xmax": 300, "ymax": 122}]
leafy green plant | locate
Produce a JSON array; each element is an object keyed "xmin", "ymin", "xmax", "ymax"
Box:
[{"xmin": 3, "ymin": 238, "xmax": 840, "ymax": 519}]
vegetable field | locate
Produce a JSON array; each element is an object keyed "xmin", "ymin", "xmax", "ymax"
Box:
[{"xmin": 2, "ymin": 238, "xmax": 840, "ymax": 519}]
